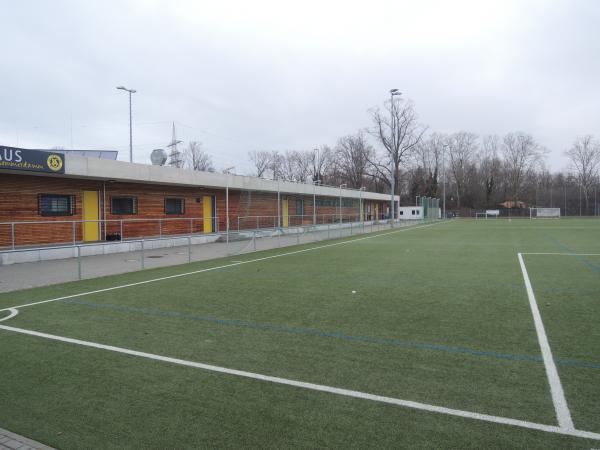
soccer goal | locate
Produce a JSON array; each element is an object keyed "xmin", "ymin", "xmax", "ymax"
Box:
[
  {"xmin": 475, "ymin": 210, "xmax": 500, "ymax": 219},
  {"xmin": 530, "ymin": 207, "xmax": 561, "ymax": 219}
]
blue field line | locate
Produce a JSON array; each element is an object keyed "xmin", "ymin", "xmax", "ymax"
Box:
[
  {"xmin": 59, "ymin": 298, "xmax": 600, "ymax": 370},
  {"xmin": 545, "ymin": 235, "xmax": 600, "ymax": 273}
]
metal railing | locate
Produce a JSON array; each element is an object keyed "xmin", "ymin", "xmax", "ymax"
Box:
[
  {"xmin": 0, "ymin": 218, "xmax": 436, "ymax": 292},
  {"xmin": 0, "ymin": 214, "xmax": 393, "ymax": 250}
]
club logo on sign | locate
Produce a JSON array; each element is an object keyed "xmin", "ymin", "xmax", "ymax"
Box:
[{"xmin": 47, "ymin": 154, "xmax": 63, "ymax": 172}]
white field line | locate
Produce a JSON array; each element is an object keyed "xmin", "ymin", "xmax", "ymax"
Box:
[
  {"xmin": 0, "ymin": 308, "xmax": 18, "ymax": 322},
  {"xmin": 517, "ymin": 253, "xmax": 574, "ymax": 430},
  {"xmin": 522, "ymin": 253, "xmax": 600, "ymax": 256},
  {"xmin": 0, "ymin": 323, "xmax": 599, "ymax": 442},
  {"xmin": 0, "ymin": 221, "xmax": 443, "ymax": 312}
]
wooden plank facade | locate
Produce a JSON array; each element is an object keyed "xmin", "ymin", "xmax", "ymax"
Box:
[{"xmin": 0, "ymin": 172, "xmax": 389, "ymax": 248}]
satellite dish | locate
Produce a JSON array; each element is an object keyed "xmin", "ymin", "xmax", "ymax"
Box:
[{"xmin": 150, "ymin": 148, "xmax": 168, "ymax": 166}]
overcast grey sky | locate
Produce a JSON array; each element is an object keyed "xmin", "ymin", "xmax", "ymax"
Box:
[{"xmin": 1, "ymin": 0, "xmax": 599, "ymax": 173}]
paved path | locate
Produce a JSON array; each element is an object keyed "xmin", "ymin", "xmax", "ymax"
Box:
[
  {"xmin": 0, "ymin": 222, "xmax": 398, "ymax": 293},
  {"xmin": 0, "ymin": 428, "xmax": 55, "ymax": 450}
]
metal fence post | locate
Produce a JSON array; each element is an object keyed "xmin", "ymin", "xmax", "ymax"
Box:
[
  {"xmin": 350, "ymin": 222, "xmax": 353, "ymax": 235},
  {"xmin": 77, "ymin": 245, "xmax": 82, "ymax": 280},
  {"xmin": 188, "ymin": 236, "xmax": 191, "ymax": 263},
  {"xmin": 253, "ymin": 231, "xmax": 256, "ymax": 251},
  {"xmin": 72, "ymin": 221, "xmax": 76, "ymax": 245},
  {"xmin": 159, "ymin": 219, "xmax": 162, "ymax": 238},
  {"xmin": 141, "ymin": 239, "xmax": 145, "ymax": 269},
  {"xmin": 11, "ymin": 223, "xmax": 15, "ymax": 250},
  {"xmin": 327, "ymin": 223, "xmax": 330, "ymax": 240},
  {"xmin": 120, "ymin": 219, "xmax": 123, "ymax": 240},
  {"xmin": 190, "ymin": 218, "xmax": 193, "ymax": 234},
  {"xmin": 256, "ymin": 216, "xmax": 259, "ymax": 230}
]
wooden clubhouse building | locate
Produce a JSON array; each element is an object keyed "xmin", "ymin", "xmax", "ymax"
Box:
[{"xmin": 0, "ymin": 146, "xmax": 396, "ymax": 249}]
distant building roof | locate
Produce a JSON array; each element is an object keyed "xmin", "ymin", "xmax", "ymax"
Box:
[
  {"xmin": 499, "ymin": 200, "xmax": 529, "ymax": 209},
  {"xmin": 36, "ymin": 149, "xmax": 118, "ymax": 160}
]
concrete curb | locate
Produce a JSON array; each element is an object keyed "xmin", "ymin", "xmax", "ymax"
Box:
[{"xmin": 0, "ymin": 428, "xmax": 56, "ymax": 450}]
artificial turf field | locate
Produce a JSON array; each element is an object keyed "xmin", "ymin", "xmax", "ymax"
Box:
[{"xmin": 0, "ymin": 218, "xmax": 599, "ymax": 449}]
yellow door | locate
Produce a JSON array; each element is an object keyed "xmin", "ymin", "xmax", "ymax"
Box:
[
  {"xmin": 82, "ymin": 191, "xmax": 99, "ymax": 241},
  {"xmin": 203, "ymin": 195, "xmax": 214, "ymax": 233},
  {"xmin": 282, "ymin": 199, "xmax": 288, "ymax": 228}
]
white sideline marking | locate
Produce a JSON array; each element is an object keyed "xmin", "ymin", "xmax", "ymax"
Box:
[
  {"xmin": 522, "ymin": 253, "xmax": 600, "ymax": 256},
  {"xmin": 518, "ymin": 253, "xmax": 574, "ymax": 430},
  {"xmin": 0, "ymin": 308, "xmax": 18, "ymax": 322},
  {"xmin": 0, "ymin": 323, "xmax": 599, "ymax": 441},
  {"xmin": 0, "ymin": 221, "xmax": 443, "ymax": 312}
]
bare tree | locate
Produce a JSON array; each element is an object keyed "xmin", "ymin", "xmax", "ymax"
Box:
[
  {"xmin": 368, "ymin": 98, "xmax": 426, "ymax": 199},
  {"xmin": 293, "ymin": 151, "xmax": 313, "ymax": 183},
  {"xmin": 248, "ymin": 150, "xmax": 271, "ymax": 177},
  {"xmin": 412, "ymin": 133, "xmax": 445, "ymax": 197},
  {"xmin": 335, "ymin": 131, "xmax": 374, "ymax": 189},
  {"xmin": 502, "ymin": 132, "xmax": 546, "ymax": 205},
  {"xmin": 184, "ymin": 141, "xmax": 214, "ymax": 172},
  {"xmin": 479, "ymin": 135, "xmax": 502, "ymax": 207},
  {"xmin": 565, "ymin": 135, "xmax": 600, "ymax": 214},
  {"xmin": 278, "ymin": 151, "xmax": 298, "ymax": 181},
  {"xmin": 447, "ymin": 132, "xmax": 478, "ymax": 208},
  {"xmin": 268, "ymin": 151, "xmax": 285, "ymax": 180},
  {"xmin": 310, "ymin": 146, "xmax": 334, "ymax": 183}
]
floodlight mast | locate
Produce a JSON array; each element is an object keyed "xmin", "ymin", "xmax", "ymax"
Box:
[
  {"xmin": 442, "ymin": 142, "xmax": 448, "ymax": 219},
  {"xmin": 116, "ymin": 86, "xmax": 137, "ymax": 163},
  {"xmin": 390, "ymin": 89, "xmax": 402, "ymax": 223}
]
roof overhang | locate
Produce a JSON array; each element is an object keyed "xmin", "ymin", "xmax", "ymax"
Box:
[{"xmin": 3, "ymin": 155, "xmax": 399, "ymax": 202}]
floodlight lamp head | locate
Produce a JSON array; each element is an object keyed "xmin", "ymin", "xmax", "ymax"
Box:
[{"xmin": 116, "ymin": 86, "xmax": 126, "ymax": 90}]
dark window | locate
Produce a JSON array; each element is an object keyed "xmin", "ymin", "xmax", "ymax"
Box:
[
  {"xmin": 296, "ymin": 198, "xmax": 304, "ymax": 216},
  {"xmin": 39, "ymin": 194, "xmax": 74, "ymax": 216},
  {"xmin": 111, "ymin": 197, "xmax": 137, "ymax": 215},
  {"xmin": 400, "ymin": 210, "xmax": 404, "ymax": 215},
  {"xmin": 165, "ymin": 198, "xmax": 185, "ymax": 215}
]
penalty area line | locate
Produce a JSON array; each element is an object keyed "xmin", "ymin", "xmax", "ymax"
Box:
[
  {"xmin": 518, "ymin": 252, "xmax": 574, "ymax": 431},
  {"xmin": 0, "ymin": 323, "xmax": 599, "ymax": 442},
  {"xmin": 1, "ymin": 221, "xmax": 444, "ymax": 313}
]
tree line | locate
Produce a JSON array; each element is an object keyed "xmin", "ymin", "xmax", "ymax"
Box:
[
  {"xmin": 246, "ymin": 98, "xmax": 600, "ymax": 215},
  {"xmin": 176, "ymin": 97, "xmax": 600, "ymax": 215}
]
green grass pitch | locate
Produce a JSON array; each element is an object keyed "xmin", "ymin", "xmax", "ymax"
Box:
[{"xmin": 0, "ymin": 219, "xmax": 599, "ymax": 449}]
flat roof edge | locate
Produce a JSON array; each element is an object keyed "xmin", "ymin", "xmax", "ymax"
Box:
[{"xmin": 5, "ymin": 155, "xmax": 399, "ymax": 201}]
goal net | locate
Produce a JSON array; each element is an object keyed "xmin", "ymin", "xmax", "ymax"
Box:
[
  {"xmin": 530, "ymin": 207, "xmax": 561, "ymax": 219},
  {"xmin": 475, "ymin": 210, "xmax": 500, "ymax": 219}
]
